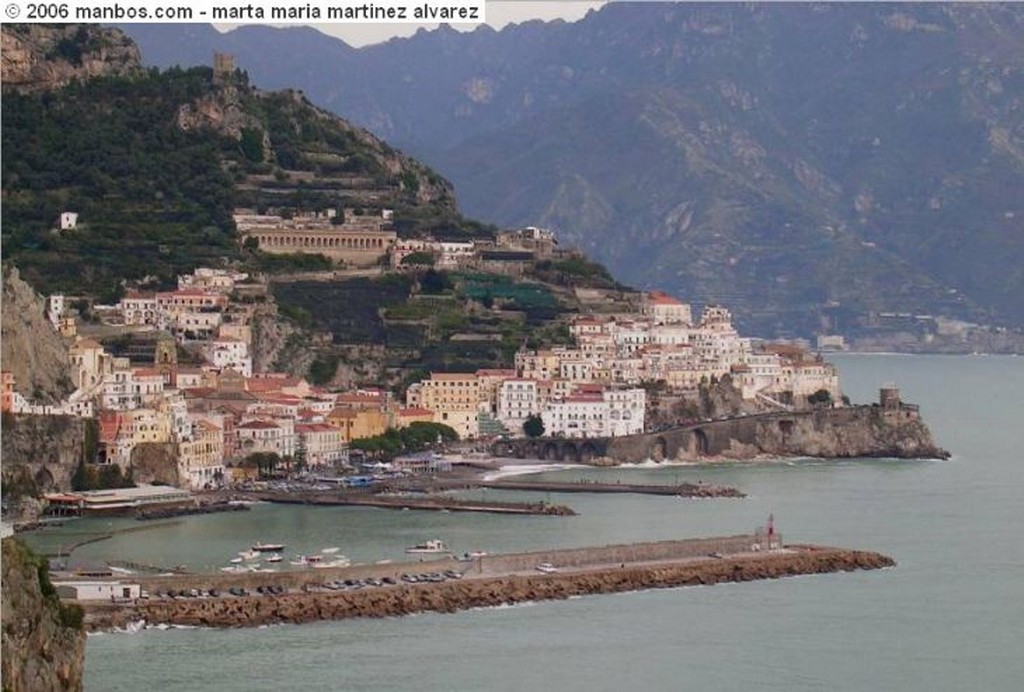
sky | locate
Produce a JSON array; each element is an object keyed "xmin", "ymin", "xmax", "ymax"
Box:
[{"xmin": 216, "ymin": 1, "xmax": 609, "ymax": 47}]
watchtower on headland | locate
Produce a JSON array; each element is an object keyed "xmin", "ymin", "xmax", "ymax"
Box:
[
  {"xmin": 213, "ymin": 52, "xmax": 235, "ymax": 85},
  {"xmin": 880, "ymin": 385, "xmax": 900, "ymax": 410}
]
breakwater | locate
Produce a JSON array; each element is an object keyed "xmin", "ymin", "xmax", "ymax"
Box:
[
  {"xmin": 135, "ymin": 501, "xmax": 250, "ymax": 521},
  {"xmin": 79, "ymin": 542, "xmax": 893, "ymax": 631},
  {"xmin": 253, "ymin": 492, "xmax": 576, "ymax": 516},
  {"xmin": 477, "ymin": 480, "xmax": 745, "ymax": 498}
]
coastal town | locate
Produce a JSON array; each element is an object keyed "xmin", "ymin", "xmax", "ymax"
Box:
[{"xmin": 3, "ymin": 212, "xmax": 844, "ymax": 504}]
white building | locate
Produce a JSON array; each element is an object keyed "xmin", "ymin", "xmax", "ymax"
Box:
[
  {"xmin": 47, "ymin": 295, "xmax": 66, "ymax": 330},
  {"xmin": 642, "ymin": 291, "xmax": 692, "ymax": 325},
  {"xmin": 603, "ymin": 388, "xmax": 646, "ymax": 437},
  {"xmin": 236, "ymin": 418, "xmax": 296, "ymax": 458},
  {"xmin": 100, "ymin": 366, "xmax": 164, "ymax": 411},
  {"xmin": 204, "ymin": 337, "xmax": 252, "ymax": 377},
  {"xmin": 59, "ymin": 211, "xmax": 79, "ymax": 230},
  {"xmin": 55, "ymin": 581, "xmax": 140, "ymax": 602},
  {"xmin": 119, "ymin": 292, "xmax": 158, "ymax": 326},
  {"xmin": 496, "ymin": 379, "xmax": 539, "ymax": 431},
  {"xmin": 542, "ymin": 393, "xmax": 608, "ymax": 439}
]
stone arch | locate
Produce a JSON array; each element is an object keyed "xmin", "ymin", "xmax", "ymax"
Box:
[
  {"xmin": 563, "ymin": 443, "xmax": 581, "ymax": 463},
  {"xmin": 651, "ymin": 436, "xmax": 668, "ymax": 463},
  {"xmin": 580, "ymin": 442, "xmax": 598, "ymax": 463},
  {"xmin": 541, "ymin": 442, "xmax": 559, "ymax": 461},
  {"xmin": 693, "ymin": 428, "xmax": 709, "ymax": 456}
]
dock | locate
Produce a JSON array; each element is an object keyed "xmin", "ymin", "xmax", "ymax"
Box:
[
  {"xmin": 474, "ymin": 479, "xmax": 745, "ymax": 498},
  {"xmin": 253, "ymin": 492, "xmax": 575, "ymax": 516},
  {"xmin": 76, "ymin": 535, "xmax": 894, "ymax": 631}
]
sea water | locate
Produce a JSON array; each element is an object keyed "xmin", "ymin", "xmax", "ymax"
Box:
[{"xmin": 26, "ymin": 355, "xmax": 1024, "ymax": 691}]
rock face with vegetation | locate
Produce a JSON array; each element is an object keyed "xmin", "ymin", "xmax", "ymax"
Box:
[
  {"xmin": 0, "ymin": 24, "xmax": 480, "ymax": 302},
  {"xmin": 0, "ymin": 266, "xmax": 73, "ymax": 404},
  {"xmin": 0, "ymin": 24, "xmax": 141, "ymax": 92},
  {"xmin": 1, "ymin": 415, "xmax": 93, "ymax": 522},
  {"xmin": 1, "ymin": 538, "xmax": 86, "ymax": 692}
]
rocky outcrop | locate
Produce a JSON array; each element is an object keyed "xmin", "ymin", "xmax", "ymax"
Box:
[
  {"xmin": 82, "ymin": 547, "xmax": 893, "ymax": 631},
  {"xmin": 1, "ymin": 415, "xmax": 91, "ymax": 522},
  {"xmin": 1, "ymin": 538, "xmax": 86, "ymax": 692},
  {"xmin": 1, "ymin": 24, "xmax": 141, "ymax": 93},
  {"xmin": 599, "ymin": 406, "xmax": 949, "ymax": 464},
  {"xmin": 734, "ymin": 407, "xmax": 950, "ymax": 460},
  {"xmin": 1, "ymin": 266, "xmax": 73, "ymax": 404},
  {"xmin": 130, "ymin": 443, "xmax": 180, "ymax": 487}
]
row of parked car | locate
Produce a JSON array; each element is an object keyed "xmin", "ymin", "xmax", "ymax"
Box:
[
  {"xmin": 153, "ymin": 570, "xmax": 469, "ymax": 600},
  {"xmin": 153, "ymin": 585, "xmax": 287, "ymax": 599}
]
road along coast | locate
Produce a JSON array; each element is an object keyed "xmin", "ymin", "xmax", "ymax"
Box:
[{"xmin": 80, "ymin": 539, "xmax": 893, "ymax": 631}]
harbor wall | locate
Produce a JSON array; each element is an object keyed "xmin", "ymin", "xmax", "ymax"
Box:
[{"xmin": 80, "ymin": 546, "xmax": 893, "ymax": 631}]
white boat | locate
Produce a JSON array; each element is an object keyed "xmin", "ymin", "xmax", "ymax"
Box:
[
  {"xmin": 238, "ymin": 550, "xmax": 260, "ymax": 561},
  {"xmin": 321, "ymin": 547, "xmax": 340, "ymax": 554},
  {"xmin": 536, "ymin": 562, "xmax": 558, "ymax": 574},
  {"xmin": 251, "ymin": 542, "xmax": 286, "ymax": 553},
  {"xmin": 405, "ymin": 539, "xmax": 450, "ymax": 554},
  {"xmin": 267, "ymin": 555, "xmax": 283, "ymax": 563},
  {"xmin": 229, "ymin": 557, "xmax": 243, "ymax": 564},
  {"xmin": 290, "ymin": 554, "xmax": 325, "ymax": 567}
]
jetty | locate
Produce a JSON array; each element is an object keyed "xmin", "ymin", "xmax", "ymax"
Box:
[
  {"xmin": 253, "ymin": 491, "xmax": 575, "ymax": 516},
  {"xmin": 75, "ymin": 534, "xmax": 894, "ymax": 631},
  {"xmin": 475, "ymin": 479, "xmax": 744, "ymax": 498}
]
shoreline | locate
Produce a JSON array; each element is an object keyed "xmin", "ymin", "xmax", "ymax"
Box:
[{"xmin": 77, "ymin": 541, "xmax": 893, "ymax": 632}]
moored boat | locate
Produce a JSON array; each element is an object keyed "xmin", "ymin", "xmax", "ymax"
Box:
[
  {"xmin": 251, "ymin": 541, "xmax": 286, "ymax": 553},
  {"xmin": 405, "ymin": 539, "xmax": 450, "ymax": 554}
]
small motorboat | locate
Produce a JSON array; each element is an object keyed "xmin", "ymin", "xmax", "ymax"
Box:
[
  {"xmin": 267, "ymin": 555, "xmax": 283, "ymax": 563},
  {"xmin": 251, "ymin": 542, "xmax": 286, "ymax": 553},
  {"xmin": 405, "ymin": 540, "xmax": 450, "ymax": 555}
]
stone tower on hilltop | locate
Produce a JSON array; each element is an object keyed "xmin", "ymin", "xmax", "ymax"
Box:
[{"xmin": 213, "ymin": 52, "xmax": 235, "ymax": 85}]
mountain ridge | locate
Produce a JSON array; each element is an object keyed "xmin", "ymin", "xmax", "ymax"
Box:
[{"xmin": 120, "ymin": 5, "xmax": 1024, "ymax": 338}]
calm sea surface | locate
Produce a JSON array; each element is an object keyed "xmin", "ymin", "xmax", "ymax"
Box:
[{"xmin": 24, "ymin": 355, "xmax": 1024, "ymax": 691}]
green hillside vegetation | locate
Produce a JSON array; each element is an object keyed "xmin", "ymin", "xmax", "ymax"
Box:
[
  {"xmin": 273, "ymin": 268, "xmax": 585, "ymax": 379},
  {"xmin": 2, "ymin": 69, "xmax": 238, "ymax": 300},
  {"xmin": 1, "ymin": 32, "xmax": 485, "ymax": 299}
]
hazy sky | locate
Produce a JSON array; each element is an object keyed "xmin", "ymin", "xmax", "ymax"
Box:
[{"xmin": 217, "ymin": 1, "xmax": 608, "ymax": 47}]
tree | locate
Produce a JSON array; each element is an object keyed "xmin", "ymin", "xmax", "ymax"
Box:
[
  {"xmin": 808, "ymin": 389, "xmax": 833, "ymax": 407},
  {"xmin": 419, "ymin": 268, "xmax": 452, "ymax": 294},
  {"xmin": 523, "ymin": 415, "xmax": 545, "ymax": 439},
  {"xmin": 401, "ymin": 251, "xmax": 435, "ymax": 267}
]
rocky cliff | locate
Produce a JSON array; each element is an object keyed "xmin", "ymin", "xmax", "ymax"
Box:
[
  {"xmin": 0, "ymin": 266, "xmax": 73, "ymax": 404},
  {"xmin": 1, "ymin": 24, "xmax": 141, "ymax": 92},
  {"xmin": 718, "ymin": 407, "xmax": 949, "ymax": 460},
  {"xmin": 1, "ymin": 538, "xmax": 86, "ymax": 692},
  {"xmin": 1, "ymin": 415, "xmax": 92, "ymax": 522}
]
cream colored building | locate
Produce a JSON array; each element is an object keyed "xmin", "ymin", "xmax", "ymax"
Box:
[
  {"xmin": 127, "ymin": 408, "xmax": 171, "ymax": 445},
  {"xmin": 295, "ymin": 423, "xmax": 346, "ymax": 468},
  {"xmin": 408, "ymin": 373, "xmax": 480, "ymax": 439},
  {"xmin": 178, "ymin": 419, "xmax": 225, "ymax": 489}
]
